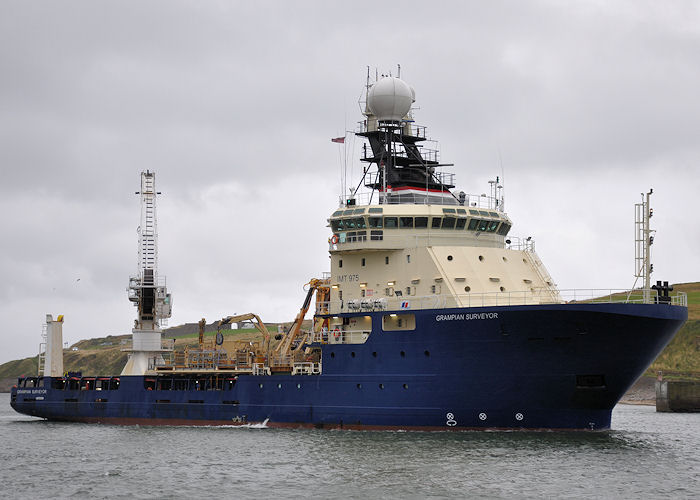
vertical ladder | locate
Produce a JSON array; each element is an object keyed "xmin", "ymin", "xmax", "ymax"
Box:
[
  {"xmin": 634, "ymin": 190, "xmax": 654, "ymax": 303},
  {"xmin": 37, "ymin": 323, "xmax": 47, "ymax": 376}
]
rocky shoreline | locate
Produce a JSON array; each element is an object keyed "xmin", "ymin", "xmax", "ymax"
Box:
[{"xmin": 618, "ymin": 376, "xmax": 656, "ymax": 406}]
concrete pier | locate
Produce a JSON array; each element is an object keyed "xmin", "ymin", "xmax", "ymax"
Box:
[{"xmin": 656, "ymin": 379, "xmax": 700, "ymax": 412}]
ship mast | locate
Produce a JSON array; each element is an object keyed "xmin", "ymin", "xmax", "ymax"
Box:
[
  {"xmin": 634, "ymin": 189, "xmax": 655, "ymax": 303},
  {"xmin": 122, "ymin": 170, "xmax": 172, "ymax": 375}
]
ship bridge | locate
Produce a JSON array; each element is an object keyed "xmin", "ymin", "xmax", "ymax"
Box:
[{"xmin": 325, "ymin": 74, "xmax": 558, "ymax": 315}]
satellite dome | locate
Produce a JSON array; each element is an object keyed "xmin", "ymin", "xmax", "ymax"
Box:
[{"xmin": 367, "ymin": 77, "xmax": 413, "ymax": 122}]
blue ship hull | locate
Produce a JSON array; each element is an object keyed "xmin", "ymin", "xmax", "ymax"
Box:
[{"xmin": 11, "ymin": 303, "xmax": 687, "ymax": 430}]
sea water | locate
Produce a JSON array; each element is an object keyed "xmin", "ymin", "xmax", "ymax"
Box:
[{"xmin": 0, "ymin": 394, "xmax": 697, "ymax": 499}]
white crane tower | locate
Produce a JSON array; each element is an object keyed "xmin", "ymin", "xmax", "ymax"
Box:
[{"xmin": 122, "ymin": 170, "xmax": 172, "ymax": 375}]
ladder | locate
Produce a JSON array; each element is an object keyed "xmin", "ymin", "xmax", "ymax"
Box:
[{"xmin": 37, "ymin": 323, "xmax": 47, "ymax": 376}]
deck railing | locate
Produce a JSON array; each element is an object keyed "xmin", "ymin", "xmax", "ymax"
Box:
[{"xmin": 315, "ymin": 289, "xmax": 687, "ymax": 314}]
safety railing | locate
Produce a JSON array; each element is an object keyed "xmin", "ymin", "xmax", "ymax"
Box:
[
  {"xmin": 315, "ymin": 289, "xmax": 687, "ymax": 314},
  {"xmin": 311, "ymin": 329, "xmax": 371, "ymax": 344},
  {"xmin": 340, "ymin": 190, "xmax": 502, "ymax": 210},
  {"xmin": 291, "ymin": 362, "xmax": 322, "ymax": 375}
]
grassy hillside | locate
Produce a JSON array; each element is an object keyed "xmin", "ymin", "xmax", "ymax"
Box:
[{"xmin": 1, "ymin": 285, "xmax": 698, "ymax": 386}]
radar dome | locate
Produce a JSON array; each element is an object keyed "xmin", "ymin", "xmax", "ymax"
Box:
[{"xmin": 367, "ymin": 77, "xmax": 413, "ymax": 122}]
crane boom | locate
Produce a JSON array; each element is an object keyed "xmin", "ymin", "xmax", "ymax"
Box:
[
  {"xmin": 273, "ymin": 278, "xmax": 329, "ymax": 359},
  {"xmin": 217, "ymin": 313, "xmax": 272, "ymax": 353}
]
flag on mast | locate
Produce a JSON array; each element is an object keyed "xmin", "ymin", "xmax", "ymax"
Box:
[{"xmin": 331, "ymin": 136, "xmax": 345, "ymax": 143}]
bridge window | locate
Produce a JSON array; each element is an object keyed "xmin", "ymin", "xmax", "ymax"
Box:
[
  {"xmin": 497, "ymin": 223, "xmax": 511, "ymax": 236},
  {"xmin": 384, "ymin": 217, "xmax": 398, "ymax": 228},
  {"xmin": 368, "ymin": 207, "xmax": 383, "ymax": 213},
  {"xmin": 487, "ymin": 221, "xmax": 499, "ymax": 232},
  {"xmin": 400, "ymin": 217, "xmax": 413, "ymax": 228},
  {"xmin": 442, "ymin": 217, "xmax": 456, "ymax": 229},
  {"xmin": 415, "ymin": 217, "xmax": 428, "ymax": 228},
  {"xmin": 431, "ymin": 217, "xmax": 442, "ymax": 228},
  {"xmin": 369, "ymin": 217, "xmax": 383, "ymax": 228}
]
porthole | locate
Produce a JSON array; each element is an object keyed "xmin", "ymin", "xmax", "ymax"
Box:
[
  {"xmin": 277, "ymin": 383, "xmax": 282, "ymax": 389},
  {"xmin": 403, "ymin": 384, "xmax": 408, "ymax": 390},
  {"xmin": 372, "ymin": 351, "xmax": 377, "ymax": 358},
  {"xmin": 357, "ymin": 383, "xmax": 362, "ymax": 389},
  {"xmin": 297, "ymin": 383, "xmax": 301, "ymax": 389},
  {"xmin": 424, "ymin": 350, "xmax": 430, "ymax": 357},
  {"xmin": 400, "ymin": 351, "xmax": 406, "ymax": 357},
  {"xmin": 502, "ymin": 256, "xmax": 508, "ymax": 262},
  {"xmin": 379, "ymin": 384, "xmax": 385, "ymax": 389},
  {"xmin": 447, "ymin": 255, "xmax": 453, "ymax": 261},
  {"xmin": 500, "ymin": 286, "xmax": 505, "ymax": 292},
  {"xmin": 259, "ymin": 383, "xmax": 263, "ymax": 389},
  {"xmin": 351, "ymin": 352, "xmax": 356, "ymax": 358},
  {"xmin": 479, "ymin": 255, "xmax": 484, "ymax": 261},
  {"xmin": 330, "ymin": 352, "xmax": 335, "ymax": 358},
  {"xmin": 464, "ymin": 286, "xmax": 471, "ymax": 292},
  {"xmin": 523, "ymin": 258, "xmax": 527, "ymax": 264}
]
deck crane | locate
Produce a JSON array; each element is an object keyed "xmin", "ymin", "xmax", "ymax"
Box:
[
  {"xmin": 216, "ymin": 313, "xmax": 272, "ymax": 354},
  {"xmin": 122, "ymin": 171, "xmax": 172, "ymax": 375},
  {"xmin": 272, "ymin": 278, "xmax": 330, "ymax": 366}
]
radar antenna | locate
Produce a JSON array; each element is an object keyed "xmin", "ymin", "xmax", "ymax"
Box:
[{"xmin": 122, "ymin": 170, "xmax": 172, "ymax": 375}]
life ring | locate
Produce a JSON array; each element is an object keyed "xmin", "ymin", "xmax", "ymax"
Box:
[
  {"xmin": 330, "ymin": 234, "xmax": 339, "ymax": 244},
  {"xmin": 333, "ymin": 328, "xmax": 340, "ymax": 339}
]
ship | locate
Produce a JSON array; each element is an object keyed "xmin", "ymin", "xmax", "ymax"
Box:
[{"xmin": 11, "ymin": 73, "xmax": 688, "ymax": 430}]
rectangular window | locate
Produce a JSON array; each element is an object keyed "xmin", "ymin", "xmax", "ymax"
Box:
[
  {"xmin": 414, "ymin": 217, "xmax": 428, "ymax": 228},
  {"xmin": 456, "ymin": 218, "xmax": 466, "ymax": 229},
  {"xmin": 442, "ymin": 208, "xmax": 456, "ymax": 214},
  {"xmin": 370, "ymin": 230, "xmax": 383, "ymax": 241},
  {"xmin": 497, "ymin": 223, "xmax": 511, "ymax": 236},
  {"xmin": 331, "ymin": 220, "xmax": 341, "ymax": 232},
  {"xmin": 469, "ymin": 209, "xmax": 480, "ymax": 215},
  {"xmin": 382, "ymin": 313, "xmax": 416, "ymax": 331},
  {"xmin": 487, "ymin": 221, "xmax": 499, "ymax": 232},
  {"xmin": 369, "ymin": 217, "xmax": 383, "ymax": 228},
  {"xmin": 431, "ymin": 217, "xmax": 442, "ymax": 228},
  {"xmin": 468, "ymin": 219, "xmax": 479, "ymax": 230},
  {"xmin": 385, "ymin": 256, "xmax": 389, "ymax": 264},
  {"xmin": 384, "ymin": 217, "xmax": 398, "ymax": 228},
  {"xmin": 477, "ymin": 220, "xmax": 489, "ymax": 232},
  {"xmin": 368, "ymin": 207, "xmax": 383, "ymax": 213},
  {"xmin": 442, "ymin": 217, "xmax": 456, "ymax": 229},
  {"xmin": 457, "ymin": 208, "xmax": 466, "ymax": 214},
  {"xmin": 355, "ymin": 217, "xmax": 367, "ymax": 229},
  {"xmin": 406, "ymin": 254, "xmax": 411, "ymax": 263},
  {"xmin": 339, "ymin": 259, "xmax": 343, "ymax": 268},
  {"xmin": 399, "ymin": 217, "xmax": 413, "ymax": 228},
  {"xmin": 361, "ymin": 258, "xmax": 366, "ymax": 266}
]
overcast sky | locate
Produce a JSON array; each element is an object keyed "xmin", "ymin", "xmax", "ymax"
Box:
[{"xmin": 1, "ymin": 1, "xmax": 698, "ymax": 364}]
